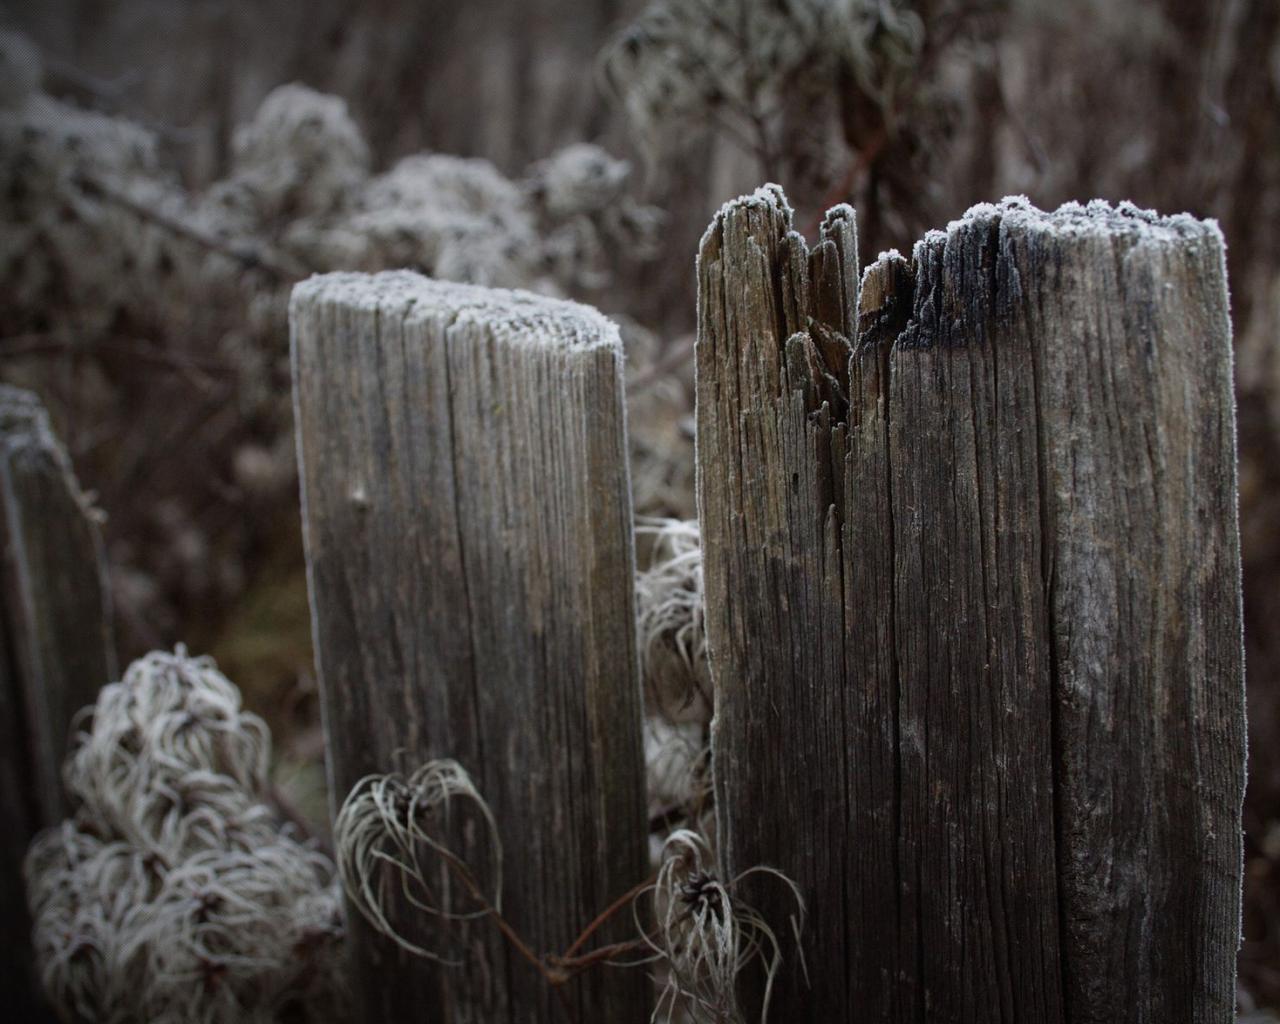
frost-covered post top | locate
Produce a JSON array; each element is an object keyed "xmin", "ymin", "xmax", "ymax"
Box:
[{"xmin": 290, "ymin": 270, "xmax": 623, "ymax": 354}]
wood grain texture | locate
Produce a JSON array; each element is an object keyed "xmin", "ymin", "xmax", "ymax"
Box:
[
  {"xmin": 695, "ymin": 189, "xmax": 1244, "ymax": 1023},
  {"xmin": 0, "ymin": 384, "xmax": 116, "ymax": 1022},
  {"xmin": 291, "ymin": 272, "xmax": 650, "ymax": 1024}
]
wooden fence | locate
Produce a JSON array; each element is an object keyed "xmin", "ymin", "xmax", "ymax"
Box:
[{"xmin": 285, "ymin": 190, "xmax": 1244, "ymax": 1023}]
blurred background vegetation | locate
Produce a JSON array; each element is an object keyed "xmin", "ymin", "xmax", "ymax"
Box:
[{"xmin": 1, "ymin": 0, "xmax": 1277, "ymax": 1011}]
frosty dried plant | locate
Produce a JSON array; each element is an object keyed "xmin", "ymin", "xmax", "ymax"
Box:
[
  {"xmin": 601, "ymin": 0, "xmax": 922, "ymax": 173},
  {"xmin": 643, "ymin": 717, "xmax": 714, "ymax": 872},
  {"xmin": 636, "ymin": 516, "xmax": 710, "ymax": 725},
  {"xmin": 638, "ymin": 830, "xmax": 807, "ymax": 1024},
  {"xmin": 644, "ymin": 717, "xmax": 709, "ymax": 816},
  {"xmin": 24, "ymin": 648, "xmax": 344, "ymax": 1024},
  {"xmin": 208, "ymin": 82, "xmax": 371, "ymax": 227},
  {"xmin": 333, "ymin": 759, "xmax": 504, "ymax": 964},
  {"xmin": 526, "ymin": 142, "xmax": 634, "ymax": 221},
  {"xmin": 623, "ymin": 320, "xmax": 697, "ymax": 521},
  {"xmin": 0, "ymin": 61, "xmax": 180, "ymax": 325},
  {"xmin": 61, "ymin": 647, "xmax": 272, "ymax": 859},
  {"xmin": 525, "ymin": 143, "xmax": 666, "ymax": 286},
  {"xmin": 320, "ymin": 152, "xmax": 544, "ymax": 288}
]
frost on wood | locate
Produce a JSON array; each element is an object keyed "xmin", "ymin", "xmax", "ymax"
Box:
[
  {"xmin": 696, "ymin": 187, "xmax": 1244, "ymax": 1021},
  {"xmin": 291, "ymin": 270, "xmax": 625, "ymax": 352},
  {"xmin": 291, "ymin": 271, "xmax": 649, "ymax": 1023},
  {"xmin": 23, "ymin": 649, "xmax": 343, "ymax": 1024}
]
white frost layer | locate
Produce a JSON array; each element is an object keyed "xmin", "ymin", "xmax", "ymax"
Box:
[
  {"xmin": 910, "ymin": 194, "xmax": 1222, "ymax": 267},
  {"xmin": 962, "ymin": 194, "xmax": 1218, "ymax": 243},
  {"xmin": 291, "ymin": 270, "xmax": 622, "ymax": 353},
  {"xmin": 699, "ymin": 181, "xmax": 794, "ymax": 253}
]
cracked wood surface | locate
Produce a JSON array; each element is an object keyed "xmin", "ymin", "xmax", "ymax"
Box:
[
  {"xmin": 695, "ymin": 189, "xmax": 1244, "ymax": 1022},
  {"xmin": 291, "ymin": 272, "xmax": 649, "ymax": 1024}
]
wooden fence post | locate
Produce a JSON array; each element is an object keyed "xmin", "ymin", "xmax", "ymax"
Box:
[
  {"xmin": 291, "ymin": 272, "xmax": 650, "ymax": 1023},
  {"xmin": 0, "ymin": 384, "xmax": 116, "ymax": 1020},
  {"xmin": 695, "ymin": 188, "xmax": 1245, "ymax": 1022}
]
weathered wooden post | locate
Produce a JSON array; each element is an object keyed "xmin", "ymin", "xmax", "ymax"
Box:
[
  {"xmin": 696, "ymin": 188, "xmax": 1245, "ymax": 1022},
  {"xmin": 291, "ymin": 272, "xmax": 650, "ymax": 1022},
  {"xmin": 0, "ymin": 385, "xmax": 116, "ymax": 1020}
]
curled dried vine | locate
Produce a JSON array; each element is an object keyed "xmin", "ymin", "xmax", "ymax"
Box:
[
  {"xmin": 336, "ymin": 761, "xmax": 805, "ymax": 1023},
  {"xmin": 637, "ymin": 830, "xmax": 807, "ymax": 1024},
  {"xmin": 334, "ymin": 759, "xmax": 504, "ymax": 964}
]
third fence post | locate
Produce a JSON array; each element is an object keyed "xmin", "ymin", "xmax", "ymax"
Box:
[
  {"xmin": 0, "ymin": 384, "xmax": 116, "ymax": 1020},
  {"xmin": 695, "ymin": 189, "xmax": 1245, "ymax": 1022}
]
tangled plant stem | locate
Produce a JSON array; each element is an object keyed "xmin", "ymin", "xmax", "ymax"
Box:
[
  {"xmin": 334, "ymin": 759, "xmax": 635, "ymax": 990},
  {"xmin": 334, "ymin": 763, "xmax": 804, "ymax": 1024},
  {"xmin": 637, "ymin": 830, "xmax": 807, "ymax": 1024},
  {"xmin": 334, "ymin": 760, "xmax": 504, "ymax": 965}
]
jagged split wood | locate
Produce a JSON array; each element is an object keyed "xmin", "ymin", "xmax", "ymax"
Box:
[
  {"xmin": 695, "ymin": 188, "xmax": 1245, "ymax": 1022},
  {"xmin": 291, "ymin": 273, "xmax": 650, "ymax": 1023},
  {"xmin": 0, "ymin": 384, "xmax": 116, "ymax": 1021}
]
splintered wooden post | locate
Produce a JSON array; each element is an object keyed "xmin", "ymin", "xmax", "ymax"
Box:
[
  {"xmin": 696, "ymin": 189, "xmax": 1244, "ymax": 1022},
  {"xmin": 0, "ymin": 384, "xmax": 116, "ymax": 1021},
  {"xmin": 291, "ymin": 272, "xmax": 650, "ymax": 1023}
]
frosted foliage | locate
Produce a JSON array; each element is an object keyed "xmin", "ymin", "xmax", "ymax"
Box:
[
  {"xmin": 3, "ymin": 52, "xmax": 656, "ymax": 353},
  {"xmin": 333, "ymin": 760, "xmax": 503, "ymax": 965},
  {"xmin": 303, "ymin": 153, "xmax": 543, "ymax": 288},
  {"xmin": 282, "ymin": 141, "xmax": 663, "ymax": 291},
  {"xmin": 644, "ymin": 716, "xmax": 707, "ymax": 821},
  {"xmin": 0, "ymin": 29, "xmax": 41, "ymax": 108},
  {"xmin": 0, "ymin": 85, "xmax": 234, "ymax": 345},
  {"xmin": 0, "ymin": 37, "xmax": 659, "ymax": 666},
  {"xmin": 526, "ymin": 143, "xmax": 633, "ymax": 220},
  {"xmin": 602, "ymin": 0, "xmax": 923, "ymax": 155},
  {"xmin": 527, "ymin": 143, "xmax": 666, "ymax": 287},
  {"xmin": 62, "ymin": 648, "xmax": 271, "ymax": 851},
  {"xmin": 25, "ymin": 649, "xmax": 344, "ymax": 1024},
  {"xmin": 635, "ymin": 517, "xmax": 710, "ymax": 724},
  {"xmin": 623, "ymin": 319, "xmax": 697, "ymax": 520},
  {"xmin": 212, "ymin": 83, "xmax": 371, "ymax": 224}
]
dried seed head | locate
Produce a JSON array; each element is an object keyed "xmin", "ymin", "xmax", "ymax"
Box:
[
  {"xmin": 333, "ymin": 758, "xmax": 503, "ymax": 965},
  {"xmin": 638, "ymin": 830, "xmax": 806, "ymax": 1024}
]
